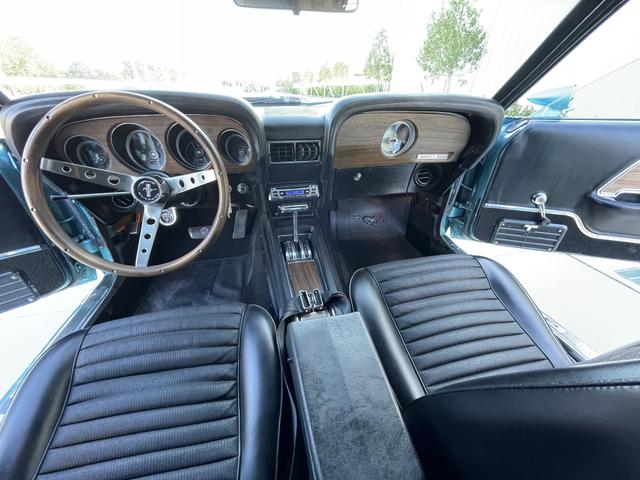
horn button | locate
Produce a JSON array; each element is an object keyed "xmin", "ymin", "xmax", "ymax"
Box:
[{"xmin": 132, "ymin": 177, "xmax": 166, "ymax": 204}]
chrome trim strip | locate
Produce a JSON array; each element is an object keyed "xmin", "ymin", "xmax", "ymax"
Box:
[
  {"xmin": 483, "ymin": 202, "xmax": 640, "ymax": 245},
  {"xmin": 596, "ymin": 159, "xmax": 640, "ymax": 199},
  {"xmin": 0, "ymin": 245, "xmax": 44, "ymax": 261}
]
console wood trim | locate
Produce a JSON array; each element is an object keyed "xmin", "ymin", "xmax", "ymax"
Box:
[
  {"xmin": 333, "ymin": 111, "xmax": 470, "ymax": 169},
  {"xmin": 55, "ymin": 114, "xmax": 254, "ymax": 175},
  {"xmin": 288, "ymin": 260, "xmax": 322, "ymax": 292}
]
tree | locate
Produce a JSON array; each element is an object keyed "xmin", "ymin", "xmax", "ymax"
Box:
[
  {"xmin": 417, "ymin": 0, "xmax": 486, "ymax": 93},
  {"xmin": 504, "ymin": 102, "xmax": 536, "ymax": 118},
  {"xmin": 0, "ymin": 36, "xmax": 56, "ymax": 78},
  {"xmin": 364, "ymin": 29, "xmax": 393, "ymax": 91},
  {"xmin": 318, "ymin": 63, "xmax": 333, "ymax": 96},
  {"xmin": 332, "ymin": 62, "xmax": 349, "ymax": 96}
]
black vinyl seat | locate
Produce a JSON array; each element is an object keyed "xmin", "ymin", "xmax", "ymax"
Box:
[
  {"xmin": 351, "ymin": 254, "xmax": 572, "ymax": 406},
  {"xmin": 351, "ymin": 254, "xmax": 640, "ymax": 478},
  {"xmin": 0, "ymin": 303, "xmax": 281, "ymax": 480}
]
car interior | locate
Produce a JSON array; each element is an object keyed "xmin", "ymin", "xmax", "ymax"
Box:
[{"xmin": 1, "ymin": 0, "xmax": 640, "ymax": 479}]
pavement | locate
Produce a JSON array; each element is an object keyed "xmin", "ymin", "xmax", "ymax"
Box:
[
  {"xmin": 454, "ymin": 239, "xmax": 640, "ymax": 357},
  {"xmin": 0, "ymin": 276, "xmax": 101, "ymax": 397}
]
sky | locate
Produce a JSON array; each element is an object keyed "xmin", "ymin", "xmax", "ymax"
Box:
[{"xmin": 2, "ymin": 0, "xmax": 639, "ymax": 105}]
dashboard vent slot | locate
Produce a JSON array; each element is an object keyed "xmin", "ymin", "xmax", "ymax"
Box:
[
  {"xmin": 492, "ymin": 219, "xmax": 567, "ymax": 252},
  {"xmin": 270, "ymin": 142, "xmax": 296, "ymax": 163},
  {"xmin": 295, "ymin": 141, "xmax": 320, "ymax": 162},
  {"xmin": 414, "ymin": 165, "xmax": 436, "ymax": 187},
  {"xmin": 270, "ymin": 141, "xmax": 320, "ymax": 163}
]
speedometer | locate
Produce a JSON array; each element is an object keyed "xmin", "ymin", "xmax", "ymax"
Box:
[{"xmin": 125, "ymin": 130, "xmax": 166, "ymax": 171}]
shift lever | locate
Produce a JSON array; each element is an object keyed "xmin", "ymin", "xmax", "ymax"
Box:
[{"xmin": 293, "ymin": 210, "xmax": 299, "ymax": 243}]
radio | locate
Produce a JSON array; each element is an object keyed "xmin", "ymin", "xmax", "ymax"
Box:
[{"xmin": 269, "ymin": 184, "xmax": 319, "ymax": 202}]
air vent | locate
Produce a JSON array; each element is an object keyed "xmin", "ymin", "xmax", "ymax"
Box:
[
  {"xmin": 270, "ymin": 141, "xmax": 320, "ymax": 163},
  {"xmin": 414, "ymin": 165, "xmax": 437, "ymax": 187},
  {"xmin": 492, "ymin": 219, "xmax": 567, "ymax": 252},
  {"xmin": 112, "ymin": 194, "xmax": 136, "ymax": 210}
]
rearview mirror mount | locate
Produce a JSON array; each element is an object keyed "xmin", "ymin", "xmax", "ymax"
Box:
[{"xmin": 234, "ymin": 0, "xmax": 358, "ymax": 14}]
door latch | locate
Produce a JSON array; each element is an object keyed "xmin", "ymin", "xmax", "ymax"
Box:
[{"xmin": 531, "ymin": 192, "xmax": 550, "ymax": 225}]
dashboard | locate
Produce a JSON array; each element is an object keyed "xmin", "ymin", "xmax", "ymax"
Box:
[{"xmin": 0, "ymin": 91, "xmax": 503, "ymax": 227}]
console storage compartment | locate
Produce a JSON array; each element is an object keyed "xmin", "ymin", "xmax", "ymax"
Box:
[{"xmin": 286, "ymin": 313, "xmax": 424, "ymax": 480}]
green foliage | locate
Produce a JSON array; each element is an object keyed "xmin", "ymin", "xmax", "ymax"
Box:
[
  {"xmin": 318, "ymin": 63, "xmax": 333, "ymax": 83},
  {"xmin": 363, "ymin": 28, "xmax": 393, "ymax": 90},
  {"xmin": 63, "ymin": 61, "xmax": 119, "ymax": 80},
  {"xmin": 417, "ymin": 0, "xmax": 486, "ymax": 92},
  {"xmin": 121, "ymin": 60, "xmax": 178, "ymax": 83},
  {"xmin": 332, "ymin": 62, "xmax": 349, "ymax": 80},
  {"xmin": 0, "ymin": 36, "xmax": 56, "ymax": 77},
  {"xmin": 504, "ymin": 103, "xmax": 536, "ymax": 118}
]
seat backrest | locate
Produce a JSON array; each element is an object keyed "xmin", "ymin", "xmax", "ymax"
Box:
[{"xmin": 402, "ymin": 358, "xmax": 640, "ymax": 479}]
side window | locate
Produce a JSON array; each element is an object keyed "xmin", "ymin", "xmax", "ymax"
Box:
[{"xmin": 506, "ymin": 0, "xmax": 640, "ymax": 119}]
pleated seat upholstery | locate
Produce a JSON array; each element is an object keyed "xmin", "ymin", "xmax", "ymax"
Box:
[
  {"xmin": 0, "ymin": 304, "xmax": 281, "ymax": 480},
  {"xmin": 351, "ymin": 254, "xmax": 571, "ymax": 406}
]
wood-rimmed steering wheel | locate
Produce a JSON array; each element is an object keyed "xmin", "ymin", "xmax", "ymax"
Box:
[{"xmin": 21, "ymin": 91, "xmax": 230, "ymax": 277}]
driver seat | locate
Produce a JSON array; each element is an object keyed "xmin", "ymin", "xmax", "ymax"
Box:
[{"xmin": 0, "ymin": 303, "xmax": 281, "ymax": 480}]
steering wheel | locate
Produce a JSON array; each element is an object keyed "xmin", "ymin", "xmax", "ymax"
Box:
[{"xmin": 21, "ymin": 91, "xmax": 231, "ymax": 277}]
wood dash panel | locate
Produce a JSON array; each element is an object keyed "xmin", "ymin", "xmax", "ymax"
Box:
[
  {"xmin": 333, "ymin": 111, "xmax": 470, "ymax": 169},
  {"xmin": 55, "ymin": 114, "xmax": 254, "ymax": 175}
]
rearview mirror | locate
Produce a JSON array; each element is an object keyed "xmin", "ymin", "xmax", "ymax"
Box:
[{"xmin": 234, "ymin": 0, "xmax": 358, "ymax": 14}]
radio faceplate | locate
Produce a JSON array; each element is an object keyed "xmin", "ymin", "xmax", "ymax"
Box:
[{"xmin": 269, "ymin": 184, "xmax": 319, "ymax": 202}]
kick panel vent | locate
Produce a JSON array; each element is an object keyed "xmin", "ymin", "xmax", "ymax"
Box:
[
  {"xmin": 270, "ymin": 141, "xmax": 320, "ymax": 163},
  {"xmin": 492, "ymin": 219, "xmax": 567, "ymax": 252},
  {"xmin": 414, "ymin": 165, "xmax": 437, "ymax": 187}
]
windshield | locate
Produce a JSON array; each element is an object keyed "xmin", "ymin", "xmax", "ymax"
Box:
[{"xmin": 1, "ymin": 0, "xmax": 577, "ymax": 102}]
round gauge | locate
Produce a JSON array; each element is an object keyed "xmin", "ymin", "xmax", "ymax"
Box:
[
  {"xmin": 381, "ymin": 120, "xmax": 416, "ymax": 157},
  {"xmin": 219, "ymin": 130, "xmax": 252, "ymax": 165},
  {"xmin": 64, "ymin": 136, "xmax": 110, "ymax": 169},
  {"xmin": 176, "ymin": 129, "xmax": 210, "ymax": 170},
  {"xmin": 166, "ymin": 123, "xmax": 211, "ymax": 171},
  {"xmin": 125, "ymin": 129, "xmax": 166, "ymax": 171}
]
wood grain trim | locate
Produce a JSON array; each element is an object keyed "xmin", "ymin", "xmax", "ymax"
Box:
[
  {"xmin": 333, "ymin": 111, "xmax": 471, "ymax": 169},
  {"xmin": 54, "ymin": 114, "xmax": 255, "ymax": 175},
  {"xmin": 288, "ymin": 260, "xmax": 322, "ymax": 292},
  {"xmin": 599, "ymin": 160, "xmax": 640, "ymax": 197}
]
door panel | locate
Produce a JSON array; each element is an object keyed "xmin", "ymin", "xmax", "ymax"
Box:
[
  {"xmin": 0, "ymin": 142, "xmax": 71, "ymax": 311},
  {"xmin": 469, "ymin": 119, "xmax": 640, "ymax": 260}
]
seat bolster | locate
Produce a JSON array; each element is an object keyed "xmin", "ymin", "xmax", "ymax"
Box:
[
  {"xmin": 0, "ymin": 329, "xmax": 86, "ymax": 480},
  {"xmin": 476, "ymin": 257, "xmax": 572, "ymax": 367},
  {"xmin": 238, "ymin": 305, "xmax": 281, "ymax": 480},
  {"xmin": 350, "ymin": 268, "xmax": 426, "ymax": 406},
  {"xmin": 403, "ymin": 360, "xmax": 640, "ymax": 479}
]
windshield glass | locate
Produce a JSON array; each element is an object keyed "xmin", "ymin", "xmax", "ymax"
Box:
[{"xmin": 1, "ymin": 0, "xmax": 577, "ymax": 102}]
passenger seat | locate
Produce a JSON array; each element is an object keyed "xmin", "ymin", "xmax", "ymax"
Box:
[
  {"xmin": 351, "ymin": 254, "xmax": 640, "ymax": 479},
  {"xmin": 351, "ymin": 254, "xmax": 572, "ymax": 405}
]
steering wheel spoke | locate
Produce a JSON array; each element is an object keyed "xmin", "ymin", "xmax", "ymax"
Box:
[
  {"xmin": 41, "ymin": 157, "xmax": 136, "ymax": 191},
  {"xmin": 135, "ymin": 204, "xmax": 162, "ymax": 267},
  {"xmin": 165, "ymin": 170, "xmax": 217, "ymax": 197}
]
